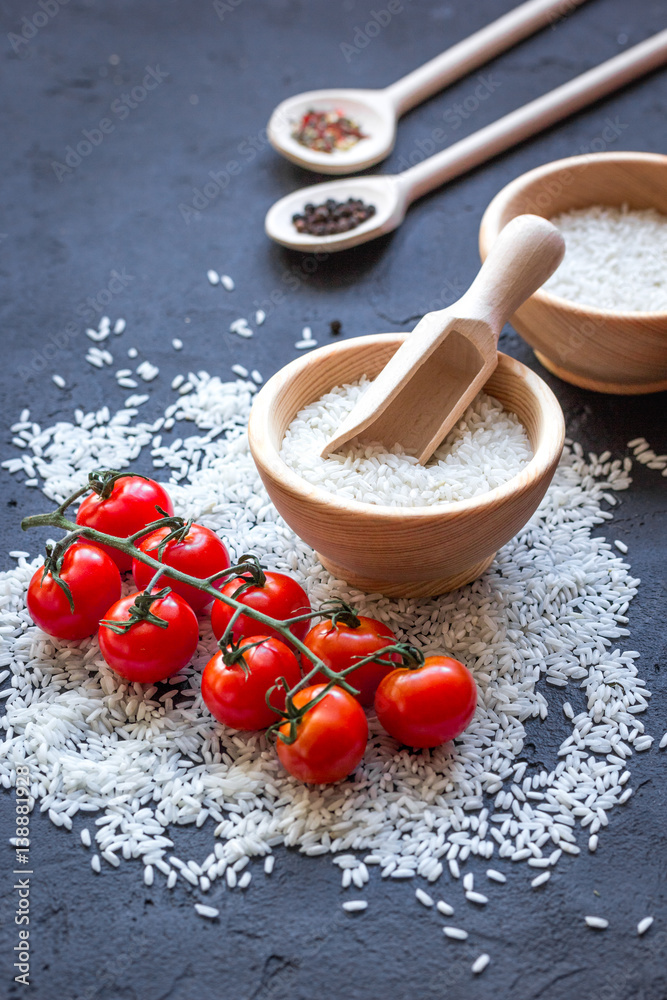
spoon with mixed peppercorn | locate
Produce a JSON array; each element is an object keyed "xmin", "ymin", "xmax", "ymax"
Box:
[
  {"xmin": 267, "ymin": 0, "xmax": 589, "ymax": 175},
  {"xmin": 265, "ymin": 31, "xmax": 667, "ymax": 252}
]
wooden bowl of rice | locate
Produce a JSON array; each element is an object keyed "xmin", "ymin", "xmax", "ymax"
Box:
[
  {"xmin": 479, "ymin": 151, "xmax": 667, "ymax": 394},
  {"xmin": 248, "ymin": 334, "xmax": 564, "ymax": 598}
]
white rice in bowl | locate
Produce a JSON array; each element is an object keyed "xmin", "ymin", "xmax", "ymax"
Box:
[
  {"xmin": 280, "ymin": 378, "xmax": 533, "ymax": 507},
  {"xmin": 542, "ymin": 205, "xmax": 667, "ymax": 313}
]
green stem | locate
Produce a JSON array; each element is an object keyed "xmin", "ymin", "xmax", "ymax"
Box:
[
  {"xmin": 146, "ymin": 565, "xmax": 166, "ymax": 593},
  {"xmin": 220, "ymin": 605, "xmax": 245, "ymax": 648}
]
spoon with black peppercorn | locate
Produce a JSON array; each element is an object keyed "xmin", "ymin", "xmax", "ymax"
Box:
[
  {"xmin": 265, "ymin": 29, "xmax": 667, "ymax": 252},
  {"xmin": 267, "ymin": 0, "xmax": 588, "ymax": 175}
]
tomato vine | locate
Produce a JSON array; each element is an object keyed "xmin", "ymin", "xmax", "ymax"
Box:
[{"xmin": 21, "ymin": 470, "xmax": 417, "ymax": 742}]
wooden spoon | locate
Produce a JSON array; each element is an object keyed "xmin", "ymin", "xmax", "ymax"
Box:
[
  {"xmin": 321, "ymin": 214, "xmax": 564, "ymax": 465},
  {"xmin": 267, "ymin": 0, "xmax": 589, "ymax": 175},
  {"xmin": 265, "ymin": 28, "xmax": 667, "ymax": 252}
]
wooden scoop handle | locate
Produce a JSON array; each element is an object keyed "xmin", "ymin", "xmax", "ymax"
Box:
[{"xmin": 458, "ymin": 214, "xmax": 564, "ymax": 338}]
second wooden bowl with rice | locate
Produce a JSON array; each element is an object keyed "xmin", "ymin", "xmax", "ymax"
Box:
[
  {"xmin": 479, "ymin": 151, "xmax": 667, "ymax": 394},
  {"xmin": 248, "ymin": 334, "xmax": 564, "ymax": 598}
]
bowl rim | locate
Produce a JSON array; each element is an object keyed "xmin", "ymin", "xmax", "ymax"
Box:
[
  {"xmin": 479, "ymin": 150, "xmax": 667, "ymax": 321},
  {"xmin": 248, "ymin": 334, "xmax": 565, "ymax": 520}
]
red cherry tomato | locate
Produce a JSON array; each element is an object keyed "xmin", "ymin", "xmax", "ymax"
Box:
[
  {"xmin": 374, "ymin": 656, "xmax": 477, "ymax": 749},
  {"xmin": 132, "ymin": 523, "xmax": 230, "ymax": 613},
  {"xmin": 211, "ymin": 571, "xmax": 311, "ymax": 645},
  {"xmin": 76, "ymin": 474, "xmax": 174, "ymax": 572},
  {"xmin": 98, "ymin": 590, "xmax": 199, "ymax": 683},
  {"xmin": 27, "ymin": 542, "xmax": 121, "ymax": 641},
  {"xmin": 276, "ymin": 684, "xmax": 368, "ymax": 784},
  {"xmin": 303, "ymin": 615, "xmax": 400, "ymax": 707},
  {"xmin": 201, "ymin": 635, "xmax": 301, "ymax": 731}
]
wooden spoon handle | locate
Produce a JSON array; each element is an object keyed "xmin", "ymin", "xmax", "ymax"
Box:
[
  {"xmin": 457, "ymin": 214, "xmax": 564, "ymax": 336},
  {"xmin": 398, "ymin": 29, "xmax": 667, "ymax": 203},
  {"xmin": 384, "ymin": 0, "xmax": 589, "ymax": 117}
]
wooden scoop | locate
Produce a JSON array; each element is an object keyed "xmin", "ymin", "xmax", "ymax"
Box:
[{"xmin": 322, "ymin": 214, "xmax": 565, "ymax": 464}]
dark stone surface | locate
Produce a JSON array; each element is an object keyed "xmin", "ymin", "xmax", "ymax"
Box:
[{"xmin": 0, "ymin": 1, "xmax": 665, "ymax": 998}]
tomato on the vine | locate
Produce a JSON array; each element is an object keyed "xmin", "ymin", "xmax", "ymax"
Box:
[
  {"xmin": 276, "ymin": 684, "xmax": 368, "ymax": 784},
  {"xmin": 303, "ymin": 613, "xmax": 400, "ymax": 707},
  {"xmin": 201, "ymin": 635, "xmax": 301, "ymax": 731},
  {"xmin": 132, "ymin": 522, "xmax": 230, "ymax": 612},
  {"xmin": 211, "ymin": 563, "xmax": 311, "ymax": 644},
  {"xmin": 27, "ymin": 542, "xmax": 122, "ymax": 641},
  {"xmin": 374, "ymin": 655, "xmax": 477, "ymax": 748},
  {"xmin": 76, "ymin": 472, "xmax": 174, "ymax": 572},
  {"xmin": 98, "ymin": 589, "xmax": 199, "ymax": 683}
]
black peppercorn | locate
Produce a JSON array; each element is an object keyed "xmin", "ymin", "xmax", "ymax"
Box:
[{"xmin": 292, "ymin": 198, "xmax": 376, "ymax": 236}]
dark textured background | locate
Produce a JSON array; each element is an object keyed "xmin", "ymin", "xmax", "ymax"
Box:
[{"xmin": 0, "ymin": 1, "xmax": 666, "ymax": 998}]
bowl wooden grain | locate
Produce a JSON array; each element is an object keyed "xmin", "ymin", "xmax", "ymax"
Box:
[
  {"xmin": 248, "ymin": 334, "xmax": 564, "ymax": 598},
  {"xmin": 479, "ymin": 151, "xmax": 667, "ymax": 394}
]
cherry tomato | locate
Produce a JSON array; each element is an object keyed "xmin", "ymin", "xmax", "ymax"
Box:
[
  {"xmin": 303, "ymin": 615, "xmax": 400, "ymax": 707},
  {"xmin": 98, "ymin": 590, "xmax": 199, "ymax": 683},
  {"xmin": 132, "ymin": 523, "xmax": 230, "ymax": 613},
  {"xmin": 374, "ymin": 656, "xmax": 477, "ymax": 749},
  {"xmin": 76, "ymin": 474, "xmax": 174, "ymax": 572},
  {"xmin": 276, "ymin": 684, "xmax": 368, "ymax": 784},
  {"xmin": 27, "ymin": 542, "xmax": 122, "ymax": 641},
  {"xmin": 201, "ymin": 635, "xmax": 301, "ymax": 731},
  {"xmin": 211, "ymin": 571, "xmax": 311, "ymax": 645}
]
